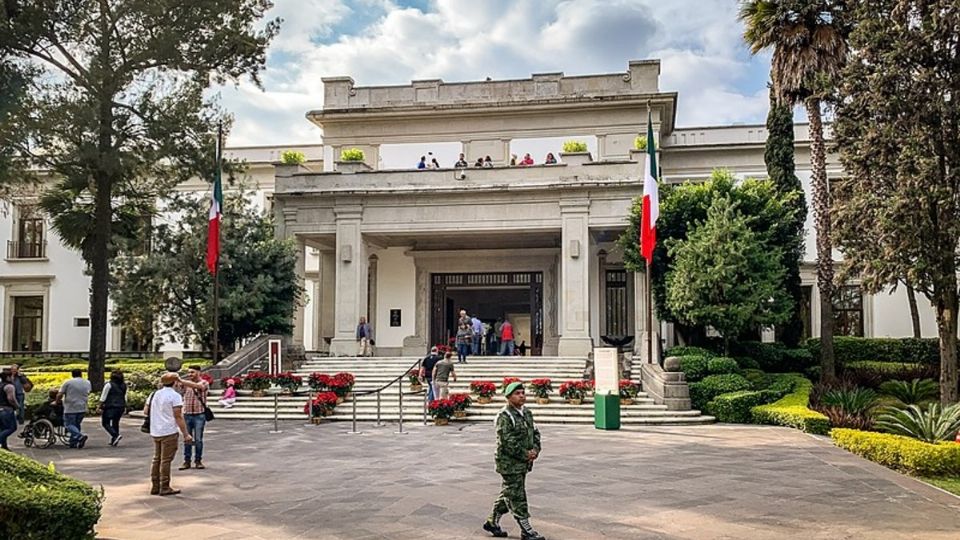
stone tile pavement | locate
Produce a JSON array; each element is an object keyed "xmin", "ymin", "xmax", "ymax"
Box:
[{"xmin": 15, "ymin": 418, "xmax": 960, "ymax": 539}]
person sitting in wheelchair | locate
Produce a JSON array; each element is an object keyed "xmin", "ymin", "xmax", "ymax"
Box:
[{"xmin": 31, "ymin": 389, "xmax": 63, "ymax": 427}]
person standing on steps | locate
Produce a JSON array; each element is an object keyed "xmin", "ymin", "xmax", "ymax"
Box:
[
  {"xmin": 482, "ymin": 382, "xmax": 545, "ymax": 540},
  {"xmin": 499, "ymin": 318, "xmax": 515, "ymax": 357},
  {"xmin": 456, "ymin": 323, "xmax": 472, "ymax": 363},
  {"xmin": 432, "ymin": 352, "xmax": 457, "ymax": 398},
  {"xmin": 420, "ymin": 346, "xmax": 442, "ymax": 403},
  {"xmin": 145, "ymin": 372, "xmax": 193, "ymax": 496},
  {"xmin": 356, "ymin": 316, "xmax": 373, "ymax": 357},
  {"xmin": 472, "ymin": 315, "xmax": 484, "ymax": 355}
]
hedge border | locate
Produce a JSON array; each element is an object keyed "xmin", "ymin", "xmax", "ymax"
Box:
[
  {"xmin": 750, "ymin": 375, "xmax": 830, "ymax": 435},
  {"xmin": 831, "ymin": 428, "xmax": 960, "ymax": 476}
]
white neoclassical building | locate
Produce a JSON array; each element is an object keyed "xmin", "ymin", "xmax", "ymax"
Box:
[{"xmin": 0, "ymin": 59, "xmax": 939, "ymax": 355}]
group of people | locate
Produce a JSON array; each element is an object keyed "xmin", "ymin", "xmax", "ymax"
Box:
[
  {"xmin": 454, "ymin": 309, "xmax": 517, "ymax": 362},
  {"xmin": 418, "ymin": 151, "xmax": 561, "ymax": 170}
]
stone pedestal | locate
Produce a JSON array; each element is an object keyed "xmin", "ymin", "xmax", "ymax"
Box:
[{"xmin": 329, "ymin": 205, "xmax": 367, "ymax": 356}]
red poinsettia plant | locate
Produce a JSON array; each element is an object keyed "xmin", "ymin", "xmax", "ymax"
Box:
[
  {"xmin": 220, "ymin": 376, "xmax": 243, "ymax": 390},
  {"xmin": 558, "ymin": 380, "xmax": 590, "ymax": 400},
  {"xmin": 243, "ymin": 371, "xmax": 274, "ymax": 392},
  {"xmin": 308, "ymin": 372, "xmax": 332, "ymax": 391},
  {"xmin": 501, "ymin": 377, "xmax": 522, "ymax": 392},
  {"xmin": 449, "ymin": 393, "xmax": 473, "ymax": 411},
  {"xmin": 274, "ymin": 372, "xmax": 303, "ymax": 392},
  {"xmin": 433, "ymin": 344, "xmax": 453, "ymax": 355},
  {"xmin": 328, "ymin": 372, "xmax": 356, "ymax": 397},
  {"xmin": 199, "ymin": 373, "xmax": 214, "ymax": 385},
  {"xmin": 303, "ymin": 391, "xmax": 338, "ymax": 416},
  {"xmin": 470, "ymin": 381, "xmax": 497, "ymax": 398},
  {"xmin": 619, "ymin": 380, "xmax": 640, "ymax": 399},
  {"xmin": 527, "ymin": 378, "xmax": 553, "ymax": 398},
  {"xmin": 428, "ymin": 398, "xmax": 456, "ymax": 420}
]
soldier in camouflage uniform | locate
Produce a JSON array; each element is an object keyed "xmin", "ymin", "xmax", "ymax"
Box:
[{"xmin": 482, "ymin": 381, "xmax": 546, "ymax": 540}]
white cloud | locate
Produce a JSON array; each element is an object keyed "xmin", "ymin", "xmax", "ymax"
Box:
[{"xmin": 216, "ymin": 0, "xmax": 773, "ymax": 146}]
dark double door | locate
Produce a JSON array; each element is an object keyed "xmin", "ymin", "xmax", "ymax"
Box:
[{"xmin": 430, "ymin": 272, "xmax": 543, "ymax": 355}]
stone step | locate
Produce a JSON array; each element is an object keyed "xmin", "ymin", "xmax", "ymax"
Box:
[
  {"xmin": 207, "ymin": 390, "xmax": 653, "ymax": 401},
  {"xmin": 206, "ymin": 413, "xmax": 716, "ymax": 425}
]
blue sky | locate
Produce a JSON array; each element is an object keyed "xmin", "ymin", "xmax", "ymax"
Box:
[{"xmin": 219, "ymin": 0, "xmax": 777, "ymax": 147}]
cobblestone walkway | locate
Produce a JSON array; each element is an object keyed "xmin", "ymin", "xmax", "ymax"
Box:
[{"xmin": 18, "ymin": 419, "xmax": 960, "ymax": 539}]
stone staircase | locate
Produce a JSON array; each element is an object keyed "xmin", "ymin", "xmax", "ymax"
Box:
[{"xmin": 208, "ymin": 355, "xmax": 714, "ymax": 425}]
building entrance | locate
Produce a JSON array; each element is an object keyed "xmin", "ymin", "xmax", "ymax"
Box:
[{"xmin": 430, "ymin": 272, "xmax": 543, "ymax": 355}]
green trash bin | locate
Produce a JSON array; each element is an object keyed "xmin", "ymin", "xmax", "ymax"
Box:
[{"xmin": 594, "ymin": 392, "xmax": 621, "ymax": 430}]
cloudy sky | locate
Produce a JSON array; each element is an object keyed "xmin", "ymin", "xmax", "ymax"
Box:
[{"xmin": 218, "ymin": 0, "xmax": 776, "ymax": 149}]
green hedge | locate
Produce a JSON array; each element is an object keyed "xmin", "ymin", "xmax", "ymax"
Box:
[
  {"xmin": 706, "ymin": 373, "xmax": 798, "ymax": 423},
  {"xmin": 665, "ymin": 345, "xmax": 716, "ymax": 358},
  {"xmin": 679, "ymin": 355, "xmax": 711, "ymax": 382},
  {"xmin": 805, "ymin": 337, "xmax": 940, "ymax": 365},
  {"xmin": 0, "ymin": 452, "xmax": 103, "ymax": 539},
  {"xmin": 831, "ymin": 428, "xmax": 960, "ymax": 476},
  {"xmin": 750, "ymin": 375, "xmax": 830, "ymax": 434},
  {"xmin": 26, "ymin": 359, "xmax": 210, "ymax": 373},
  {"xmin": 732, "ymin": 342, "xmax": 815, "ymax": 372},
  {"xmin": 690, "ymin": 374, "xmax": 752, "ymax": 411},
  {"xmin": 707, "ymin": 357, "xmax": 739, "ymax": 375}
]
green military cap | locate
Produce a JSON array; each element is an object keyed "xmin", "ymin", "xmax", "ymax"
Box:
[{"xmin": 504, "ymin": 381, "xmax": 524, "ymax": 397}]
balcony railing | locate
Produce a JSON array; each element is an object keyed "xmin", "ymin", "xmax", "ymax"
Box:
[{"xmin": 7, "ymin": 240, "xmax": 47, "ymax": 259}]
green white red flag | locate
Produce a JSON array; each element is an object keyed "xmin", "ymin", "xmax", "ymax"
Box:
[
  {"xmin": 205, "ymin": 136, "xmax": 223, "ymax": 274},
  {"xmin": 640, "ymin": 111, "xmax": 658, "ymax": 265}
]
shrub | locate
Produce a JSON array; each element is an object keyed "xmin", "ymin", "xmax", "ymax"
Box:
[
  {"xmin": 831, "ymin": 428, "xmax": 960, "ymax": 476},
  {"xmin": 126, "ymin": 370, "xmax": 159, "ymax": 392},
  {"xmin": 339, "ymin": 148, "xmax": 365, "ymax": 161},
  {"xmin": 634, "ymin": 135, "xmax": 647, "ymax": 150},
  {"xmin": 280, "ymin": 149, "xmax": 306, "ymax": 164},
  {"xmin": 304, "ymin": 391, "xmax": 337, "ymax": 416},
  {"xmin": 878, "ymin": 379, "xmax": 939, "ymax": 405},
  {"xmin": 741, "ymin": 368, "xmax": 768, "ymax": 388},
  {"xmin": 689, "ymin": 374, "xmax": 752, "ymax": 410},
  {"xmin": 125, "ymin": 390, "xmax": 149, "ymax": 412},
  {"xmin": 665, "ymin": 345, "xmax": 715, "ymax": 358},
  {"xmin": 814, "ymin": 385, "xmax": 880, "ymax": 430},
  {"xmin": 875, "ymin": 403, "xmax": 960, "ymax": 444},
  {"xmin": 470, "ymin": 381, "xmax": 497, "ymax": 398},
  {"xmin": 734, "ymin": 356, "xmax": 760, "ymax": 370},
  {"xmin": 0, "ymin": 451, "xmax": 103, "ymax": 539},
  {"xmin": 22, "ymin": 372, "xmax": 74, "ymax": 390},
  {"xmin": 750, "ymin": 376, "xmax": 830, "ymax": 434},
  {"xmin": 450, "ymin": 393, "xmax": 473, "ymax": 411},
  {"xmin": 679, "ymin": 355, "xmax": 711, "ymax": 382},
  {"xmin": 707, "ymin": 356, "xmax": 739, "ymax": 375},
  {"xmin": 562, "ymin": 140, "xmax": 587, "ymax": 153},
  {"xmin": 806, "ymin": 336, "xmax": 940, "ymax": 365},
  {"xmin": 527, "ymin": 379, "xmax": 553, "ymax": 398},
  {"xmin": 707, "ymin": 391, "xmax": 773, "ymax": 423},
  {"xmin": 732, "ymin": 342, "xmax": 815, "ymax": 372}
]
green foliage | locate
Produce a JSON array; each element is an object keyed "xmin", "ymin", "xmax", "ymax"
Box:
[
  {"xmin": 875, "ymin": 403, "xmax": 960, "ymax": 444},
  {"xmin": 0, "ymin": 451, "xmax": 103, "ymax": 539},
  {"xmin": 741, "ymin": 368, "xmax": 768, "ymax": 388},
  {"xmin": 665, "ymin": 345, "xmax": 716, "ymax": 358},
  {"xmin": 750, "ymin": 376, "xmax": 831, "ymax": 434},
  {"xmin": 689, "ymin": 373, "xmax": 752, "ymax": 411},
  {"xmin": 126, "ymin": 390, "xmax": 150, "ymax": 412},
  {"xmin": 805, "ymin": 337, "xmax": 941, "ymax": 366},
  {"xmin": 280, "ymin": 150, "xmax": 306, "ymax": 165},
  {"xmin": 817, "ymin": 386, "xmax": 880, "ymax": 430},
  {"xmin": 679, "ymin": 355, "xmax": 711, "ymax": 383},
  {"xmin": 708, "ymin": 390, "xmax": 775, "ymax": 423},
  {"xmin": 735, "ymin": 342, "xmax": 815, "ymax": 372},
  {"xmin": 831, "ymin": 428, "xmax": 960, "ymax": 477},
  {"xmin": 707, "ymin": 357, "xmax": 739, "ymax": 375},
  {"xmin": 111, "ymin": 192, "xmax": 302, "ymax": 353},
  {"xmin": 339, "ymin": 148, "xmax": 365, "ymax": 162},
  {"xmin": 620, "ymin": 170, "xmax": 804, "ymax": 345},
  {"xmin": 562, "ymin": 140, "xmax": 587, "ymax": 153},
  {"xmin": 633, "ymin": 135, "xmax": 647, "ymax": 151},
  {"xmin": 665, "ymin": 196, "xmax": 792, "ymax": 348},
  {"xmin": 879, "ymin": 379, "xmax": 939, "ymax": 406}
]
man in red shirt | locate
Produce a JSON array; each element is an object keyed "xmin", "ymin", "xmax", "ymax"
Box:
[{"xmin": 499, "ymin": 319, "xmax": 515, "ymax": 356}]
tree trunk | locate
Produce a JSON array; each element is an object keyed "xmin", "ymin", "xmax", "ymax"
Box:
[
  {"xmin": 906, "ymin": 282, "xmax": 921, "ymax": 339},
  {"xmin": 934, "ymin": 283, "xmax": 959, "ymax": 405},
  {"xmin": 806, "ymin": 98, "xmax": 836, "ymax": 383}
]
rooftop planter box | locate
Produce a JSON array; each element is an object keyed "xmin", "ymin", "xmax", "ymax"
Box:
[
  {"xmin": 274, "ymin": 162, "xmax": 312, "ymax": 177},
  {"xmin": 559, "ymin": 152, "xmax": 592, "ymax": 166},
  {"xmin": 335, "ymin": 160, "xmax": 373, "ymax": 174}
]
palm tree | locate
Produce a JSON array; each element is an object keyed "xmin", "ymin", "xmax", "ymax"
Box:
[{"xmin": 739, "ymin": 0, "xmax": 849, "ymax": 383}]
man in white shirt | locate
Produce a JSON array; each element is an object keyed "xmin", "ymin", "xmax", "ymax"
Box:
[{"xmin": 144, "ymin": 372, "xmax": 193, "ymax": 496}]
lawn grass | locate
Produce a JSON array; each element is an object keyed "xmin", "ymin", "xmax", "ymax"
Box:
[{"xmin": 922, "ymin": 476, "xmax": 960, "ymax": 497}]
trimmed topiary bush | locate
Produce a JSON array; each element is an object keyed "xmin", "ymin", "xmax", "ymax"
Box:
[
  {"xmin": 805, "ymin": 336, "xmax": 941, "ymax": 366},
  {"xmin": 665, "ymin": 345, "xmax": 716, "ymax": 358},
  {"xmin": 280, "ymin": 149, "xmax": 306, "ymax": 165},
  {"xmin": 732, "ymin": 342, "xmax": 815, "ymax": 372},
  {"xmin": 679, "ymin": 355, "xmax": 711, "ymax": 382},
  {"xmin": 707, "ymin": 356, "xmax": 739, "ymax": 375},
  {"xmin": 689, "ymin": 373, "xmax": 752, "ymax": 410},
  {"xmin": 339, "ymin": 147, "xmax": 365, "ymax": 161},
  {"xmin": 750, "ymin": 376, "xmax": 830, "ymax": 435},
  {"xmin": 831, "ymin": 428, "xmax": 960, "ymax": 476},
  {"xmin": 707, "ymin": 390, "xmax": 771, "ymax": 423},
  {"xmin": 562, "ymin": 140, "xmax": 588, "ymax": 153},
  {"xmin": 0, "ymin": 451, "xmax": 103, "ymax": 539}
]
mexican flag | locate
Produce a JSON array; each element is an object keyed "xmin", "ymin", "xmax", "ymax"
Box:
[
  {"xmin": 640, "ymin": 111, "xmax": 659, "ymax": 266},
  {"xmin": 205, "ymin": 138, "xmax": 223, "ymax": 274}
]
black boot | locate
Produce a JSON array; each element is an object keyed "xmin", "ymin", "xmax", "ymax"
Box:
[
  {"xmin": 517, "ymin": 517, "xmax": 546, "ymax": 540},
  {"xmin": 482, "ymin": 520, "xmax": 508, "ymax": 538}
]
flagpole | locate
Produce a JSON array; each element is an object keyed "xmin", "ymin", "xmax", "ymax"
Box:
[
  {"xmin": 647, "ymin": 261, "xmax": 653, "ymax": 364},
  {"xmin": 213, "ymin": 122, "xmax": 222, "ymax": 364}
]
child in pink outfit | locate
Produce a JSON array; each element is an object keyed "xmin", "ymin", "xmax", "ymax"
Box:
[{"xmin": 218, "ymin": 379, "xmax": 237, "ymax": 408}]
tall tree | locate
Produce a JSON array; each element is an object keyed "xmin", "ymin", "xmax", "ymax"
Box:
[
  {"xmin": 832, "ymin": 0, "xmax": 959, "ymax": 404},
  {"xmin": 764, "ymin": 85, "xmax": 807, "ymax": 346},
  {"xmin": 0, "ymin": 1, "xmax": 279, "ymax": 389},
  {"xmin": 739, "ymin": 0, "xmax": 851, "ymax": 383}
]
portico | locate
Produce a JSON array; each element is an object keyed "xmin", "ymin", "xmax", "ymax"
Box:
[{"xmin": 274, "ymin": 61, "xmax": 674, "ymax": 358}]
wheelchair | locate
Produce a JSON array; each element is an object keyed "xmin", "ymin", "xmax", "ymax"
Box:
[{"xmin": 21, "ymin": 417, "xmax": 70, "ymax": 449}]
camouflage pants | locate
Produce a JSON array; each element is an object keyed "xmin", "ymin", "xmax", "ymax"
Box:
[{"xmin": 489, "ymin": 472, "xmax": 529, "ymax": 522}]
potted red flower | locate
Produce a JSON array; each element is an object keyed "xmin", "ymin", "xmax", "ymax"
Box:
[
  {"xmin": 501, "ymin": 377, "xmax": 522, "ymax": 393},
  {"xmin": 528, "ymin": 378, "xmax": 553, "ymax": 404},
  {"xmin": 470, "ymin": 381, "xmax": 497, "ymax": 404},
  {"xmin": 200, "ymin": 373, "xmax": 214, "ymax": 385},
  {"xmin": 274, "ymin": 372, "xmax": 303, "ymax": 394},
  {"xmin": 619, "ymin": 380, "xmax": 640, "ymax": 405},
  {"xmin": 244, "ymin": 371, "xmax": 273, "ymax": 397},
  {"xmin": 308, "ymin": 372, "xmax": 332, "ymax": 392},
  {"xmin": 428, "ymin": 398, "xmax": 456, "ymax": 425},
  {"xmin": 558, "ymin": 380, "xmax": 589, "ymax": 405},
  {"xmin": 407, "ymin": 368, "xmax": 422, "ymax": 392},
  {"xmin": 329, "ymin": 372, "xmax": 356, "ymax": 403},
  {"xmin": 303, "ymin": 391, "xmax": 338, "ymax": 423},
  {"xmin": 450, "ymin": 393, "xmax": 473, "ymax": 419},
  {"xmin": 221, "ymin": 376, "xmax": 243, "ymax": 390}
]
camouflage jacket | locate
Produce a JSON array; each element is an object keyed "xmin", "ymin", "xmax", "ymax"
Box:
[{"xmin": 495, "ymin": 405, "xmax": 541, "ymax": 475}]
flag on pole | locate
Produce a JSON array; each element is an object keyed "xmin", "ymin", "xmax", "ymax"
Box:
[
  {"xmin": 640, "ymin": 111, "xmax": 659, "ymax": 265},
  {"xmin": 205, "ymin": 133, "xmax": 223, "ymax": 274}
]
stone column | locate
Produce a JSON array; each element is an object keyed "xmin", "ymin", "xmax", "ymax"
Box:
[
  {"xmin": 328, "ymin": 205, "xmax": 367, "ymax": 356},
  {"xmin": 292, "ymin": 236, "xmax": 306, "ymax": 347},
  {"xmin": 634, "ymin": 268, "xmax": 660, "ymax": 363},
  {"xmin": 557, "ymin": 198, "xmax": 593, "ymax": 356},
  {"xmin": 318, "ymin": 250, "xmax": 336, "ymax": 351}
]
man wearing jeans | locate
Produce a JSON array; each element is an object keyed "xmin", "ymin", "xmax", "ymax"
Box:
[
  {"xmin": 176, "ymin": 366, "xmax": 209, "ymax": 470},
  {"xmin": 472, "ymin": 316, "xmax": 484, "ymax": 355},
  {"xmin": 58, "ymin": 369, "xmax": 91, "ymax": 448},
  {"xmin": 146, "ymin": 372, "xmax": 193, "ymax": 496}
]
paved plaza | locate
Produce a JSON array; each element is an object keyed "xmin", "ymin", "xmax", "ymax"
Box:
[{"xmin": 18, "ymin": 418, "xmax": 960, "ymax": 539}]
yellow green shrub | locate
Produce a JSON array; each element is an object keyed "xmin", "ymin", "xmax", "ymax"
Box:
[
  {"xmin": 750, "ymin": 375, "xmax": 830, "ymax": 434},
  {"xmin": 831, "ymin": 428, "xmax": 960, "ymax": 476}
]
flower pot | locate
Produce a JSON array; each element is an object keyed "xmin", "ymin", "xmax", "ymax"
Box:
[
  {"xmin": 536, "ymin": 398, "xmax": 550, "ymax": 405},
  {"xmin": 336, "ymin": 397, "xmax": 344, "ymax": 405},
  {"xmin": 410, "ymin": 384, "xmax": 423, "ymax": 393},
  {"xmin": 252, "ymin": 390, "xmax": 265, "ymax": 398},
  {"xmin": 282, "ymin": 388, "xmax": 292, "ymax": 395},
  {"xmin": 453, "ymin": 410, "xmax": 467, "ymax": 419},
  {"xmin": 477, "ymin": 396, "xmax": 492, "ymax": 404},
  {"xmin": 434, "ymin": 418, "xmax": 450, "ymax": 426},
  {"xmin": 567, "ymin": 398, "xmax": 582, "ymax": 405},
  {"xmin": 620, "ymin": 398, "xmax": 634, "ymax": 406},
  {"xmin": 310, "ymin": 417, "xmax": 323, "ymax": 425}
]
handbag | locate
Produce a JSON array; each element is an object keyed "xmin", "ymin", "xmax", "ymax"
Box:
[
  {"xmin": 140, "ymin": 391, "xmax": 155, "ymax": 434},
  {"xmin": 194, "ymin": 386, "xmax": 215, "ymax": 422}
]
